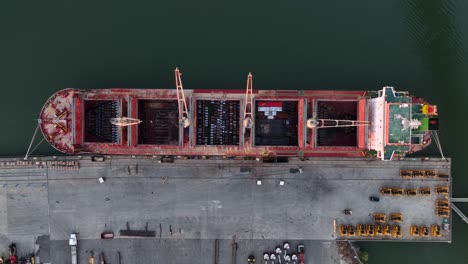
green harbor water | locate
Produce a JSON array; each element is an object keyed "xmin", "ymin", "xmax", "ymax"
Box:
[{"xmin": 0, "ymin": 1, "xmax": 467, "ymax": 263}]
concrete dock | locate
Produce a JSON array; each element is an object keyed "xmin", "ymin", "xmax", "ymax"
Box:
[{"xmin": 0, "ymin": 156, "xmax": 452, "ymax": 263}]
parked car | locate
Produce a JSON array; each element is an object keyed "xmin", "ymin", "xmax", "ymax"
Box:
[
  {"xmin": 91, "ymin": 156, "xmax": 105, "ymax": 162},
  {"xmin": 443, "ymin": 218, "xmax": 450, "ymax": 230},
  {"xmin": 369, "ymin": 196, "xmax": 380, "ymax": 202},
  {"xmin": 101, "ymin": 232, "xmax": 114, "ymax": 239},
  {"xmin": 438, "ymin": 173, "xmax": 449, "ymax": 179}
]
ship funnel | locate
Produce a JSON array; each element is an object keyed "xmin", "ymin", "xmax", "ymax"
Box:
[{"xmin": 111, "ymin": 117, "xmax": 142, "ymax": 126}]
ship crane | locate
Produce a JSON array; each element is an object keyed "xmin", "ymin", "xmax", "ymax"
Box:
[
  {"xmin": 243, "ymin": 72, "xmax": 253, "ymax": 130},
  {"xmin": 175, "ymin": 67, "xmax": 190, "ymax": 128},
  {"xmin": 307, "ymin": 118, "xmax": 371, "ymax": 129},
  {"xmin": 110, "ymin": 117, "xmax": 142, "ymax": 126}
]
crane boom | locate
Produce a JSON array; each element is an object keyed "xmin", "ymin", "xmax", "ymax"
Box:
[
  {"xmin": 307, "ymin": 119, "xmax": 371, "ymax": 129},
  {"xmin": 175, "ymin": 67, "xmax": 190, "ymax": 128},
  {"xmin": 243, "ymin": 72, "xmax": 253, "ymax": 130}
]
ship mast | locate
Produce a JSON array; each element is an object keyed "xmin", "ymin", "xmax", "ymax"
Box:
[{"xmin": 175, "ymin": 67, "xmax": 190, "ymax": 128}]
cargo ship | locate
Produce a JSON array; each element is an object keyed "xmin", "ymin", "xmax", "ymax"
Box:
[{"xmin": 39, "ymin": 68, "xmax": 439, "ymax": 160}]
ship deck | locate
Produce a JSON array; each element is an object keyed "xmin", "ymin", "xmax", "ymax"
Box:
[
  {"xmin": 0, "ymin": 156, "xmax": 452, "ymax": 263},
  {"xmin": 41, "ymin": 89, "xmax": 376, "ymax": 158}
]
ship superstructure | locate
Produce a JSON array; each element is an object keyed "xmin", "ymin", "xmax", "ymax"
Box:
[{"xmin": 39, "ymin": 69, "xmax": 438, "ymax": 160}]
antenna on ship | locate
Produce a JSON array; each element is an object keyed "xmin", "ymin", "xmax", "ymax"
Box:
[
  {"xmin": 175, "ymin": 67, "xmax": 190, "ymax": 128},
  {"xmin": 243, "ymin": 72, "xmax": 254, "ymax": 130}
]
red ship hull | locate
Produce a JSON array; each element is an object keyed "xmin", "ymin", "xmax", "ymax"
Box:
[
  {"xmin": 40, "ymin": 88, "xmax": 370, "ymax": 157},
  {"xmin": 39, "ymin": 84, "xmax": 437, "ymax": 160}
]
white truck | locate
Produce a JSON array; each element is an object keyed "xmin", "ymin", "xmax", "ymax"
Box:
[{"xmin": 69, "ymin": 233, "xmax": 77, "ymax": 264}]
